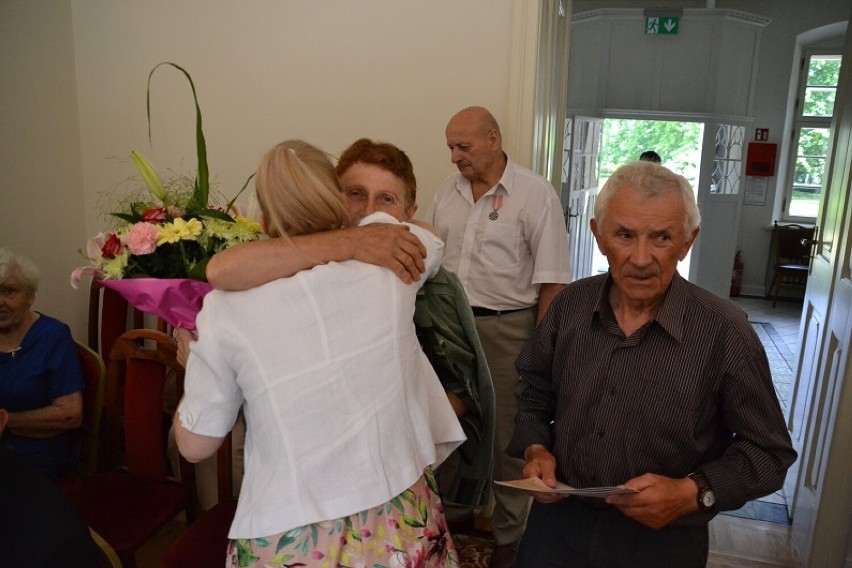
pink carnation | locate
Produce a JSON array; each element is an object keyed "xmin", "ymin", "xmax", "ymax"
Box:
[{"xmin": 126, "ymin": 222, "xmax": 159, "ymax": 255}]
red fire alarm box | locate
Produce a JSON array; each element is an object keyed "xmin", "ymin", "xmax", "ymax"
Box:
[{"xmin": 746, "ymin": 142, "xmax": 777, "ymax": 177}]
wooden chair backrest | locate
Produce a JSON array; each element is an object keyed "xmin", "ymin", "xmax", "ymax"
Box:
[
  {"xmin": 89, "ymin": 527, "xmax": 123, "ymax": 568},
  {"xmin": 88, "ymin": 280, "xmax": 144, "ymax": 357},
  {"xmin": 772, "ymin": 223, "xmax": 814, "ymax": 267},
  {"xmin": 74, "ymin": 341, "xmax": 106, "ymax": 475},
  {"xmin": 105, "ymin": 329, "xmax": 184, "ymax": 481}
]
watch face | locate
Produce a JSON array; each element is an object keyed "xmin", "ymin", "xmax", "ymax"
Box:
[{"xmin": 701, "ymin": 490, "xmax": 716, "ymax": 508}]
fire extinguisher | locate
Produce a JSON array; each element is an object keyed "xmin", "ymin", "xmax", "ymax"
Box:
[{"xmin": 730, "ymin": 250, "xmax": 744, "ymax": 297}]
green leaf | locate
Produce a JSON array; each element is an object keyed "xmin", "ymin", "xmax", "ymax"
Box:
[
  {"xmin": 187, "ymin": 257, "xmax": 210, "ymax": 281},
  {"xmin": 390, "ymin": 496, "xmax": 405, "ymax": 513},
  {"xmin": 275, "ymin": 527, "xmax": 304, "ymax": 553},
  {"xmin": 226, "ymin": 173, "xmax": 256, "ymax": 213},
  {"xmin": 236, "ymin": 541, "xmax": 260, "ymax": 567},
  {"xmin": 111, "ymin": 212, "xmax": 140, "ymax": 224},
  {"xmin": 399, "ymin": 490, "xmax": 416, "ymax": 507},
  {"xmin": 146, "ymin": 62, "xmax": 209, "ymax": 213},
  {"xmin": 401, "ymin": 514, "xmax": 425, "ymax": 528},
  {"xmin": 199, "ymin": 208, "xmax": 235, "ymax": 222}
]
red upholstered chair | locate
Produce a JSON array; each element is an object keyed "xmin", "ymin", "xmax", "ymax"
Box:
[
  {"xmin": 62, "ymin": 329, "xmax": 196, "ymax": 568},
  {"xmin": 161, "ymin": 432, "xmax": 238, "ymax": 567},
  {"xmin": 56, "ymin": 341, "xmax": 106, "ymax": 486}
]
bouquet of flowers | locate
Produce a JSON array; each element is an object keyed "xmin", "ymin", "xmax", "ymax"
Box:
[{"xmin": 71, "ymin": 62, "xmax": 263, "ymax": 329}]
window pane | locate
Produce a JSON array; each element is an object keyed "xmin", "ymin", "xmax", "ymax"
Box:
[
  {"xmin": 711, "ymin": 124, "xmax": 744, "ymax": 195},
  {"xmin": 803, "ymin": 87, "xmax": 836, "ymax": 117},
  {"xmin": 807, "ymin": 55, "xmax": 841, "ymax": 87},
  {"xmin": 803, "ymin": 55, "xmax": 841, "ymax": 117},
  {"xmin": 790, "ymin": 185, "xmax": 821, "ymax": 218},
  {"xmin": 798, "ymin": 127, "xmax": 830, "ymax": 162},
  {"xmin": 789, "ymin": 127, "xmax": 830, "ymax": 217}
]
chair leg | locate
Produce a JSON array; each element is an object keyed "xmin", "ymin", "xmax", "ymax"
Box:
[{"xmin": 770, "ymin": 274, "xmax": 779, "ymax": 307}]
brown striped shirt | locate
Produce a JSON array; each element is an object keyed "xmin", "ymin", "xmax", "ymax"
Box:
[{"xmin": 508, "ymin": 273, "xmax": 797, "ymax": 526}]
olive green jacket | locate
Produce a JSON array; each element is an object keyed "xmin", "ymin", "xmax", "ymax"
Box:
[{"xmin": 414, "ymin": 267, "xmax": 495, "ymax": 509}]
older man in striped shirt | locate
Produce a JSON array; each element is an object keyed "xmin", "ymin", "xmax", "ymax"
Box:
[{"xmin": 508, "ymin": 161, "xmax": 796, "ymax": 568}]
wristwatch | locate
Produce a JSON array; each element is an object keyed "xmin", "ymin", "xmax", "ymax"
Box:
[{"xmin": 689, "ymin": 471, "xmax": 716, "ymax": 512}]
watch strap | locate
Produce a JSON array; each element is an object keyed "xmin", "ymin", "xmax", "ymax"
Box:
[{"xmin": 688, "ymin": 471, "xmax": 715, "ymax": 512}]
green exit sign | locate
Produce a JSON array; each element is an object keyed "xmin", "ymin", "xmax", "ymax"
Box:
[{"xmin": 645, "ymin": 16, "xmax": 679, "ymax": 35}]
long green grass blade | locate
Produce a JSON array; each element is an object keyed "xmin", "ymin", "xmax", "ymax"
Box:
[{"xmin": 146, "ymin": 62, "xmax": 209, "ymax": 213}]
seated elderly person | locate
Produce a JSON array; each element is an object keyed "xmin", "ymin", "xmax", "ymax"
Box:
[{"xmin": 0, "ymin": 248, "xmax": 83, "ymax": 480}]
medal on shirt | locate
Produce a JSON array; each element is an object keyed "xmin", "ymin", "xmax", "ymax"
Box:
[{"xmin": 489, "ymin": 194, "xmax": 503, "ymax": 221}]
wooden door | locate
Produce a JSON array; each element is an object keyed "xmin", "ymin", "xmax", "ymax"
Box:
[
  {"xmin": 786, "ymin": 17, "xmax": 852, "ymax": 565},
  {"xmin": 691, "ymin": 122, "xmax": 746, "ymax": 296}
]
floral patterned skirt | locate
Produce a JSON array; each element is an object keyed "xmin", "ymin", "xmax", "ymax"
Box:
[{"xmin": 227, "ymin": 468, "xmax": 459, "ymax": 568}]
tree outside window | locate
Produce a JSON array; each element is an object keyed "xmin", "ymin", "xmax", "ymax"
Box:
[{"xmin": 786, "ymin": 53, "xmax": 842, "ymax": 220}]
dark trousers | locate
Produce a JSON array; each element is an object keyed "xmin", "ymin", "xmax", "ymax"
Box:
[{"xmin": 517, "ymin": 498, "xmax": 709, "ymax": 568}]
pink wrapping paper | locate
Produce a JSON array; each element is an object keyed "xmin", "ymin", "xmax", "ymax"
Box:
[{"xmin": 100, "ymin": 278, "xmax": 213, "ymax": 331}]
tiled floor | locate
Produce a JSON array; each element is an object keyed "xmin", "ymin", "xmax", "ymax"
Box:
[
  {"xmin": 733, "ymin": 295, "xmax": 803, "ymax": 419},
  {"xmin": 728, "ymin": 296, "xmax": 804, "ymax": 524},
  {"xmin": 703, "ymin": 295, "xmax": 805, "ymax": 567},
  {"xmin": 732, "ymin": 296, "xmax": 803, "ymax": 356}
]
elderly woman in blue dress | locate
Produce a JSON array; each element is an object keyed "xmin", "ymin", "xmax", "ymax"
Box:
[{"xmin": 0, "ymin": 248, "xmax": 84, "ymax": 480}]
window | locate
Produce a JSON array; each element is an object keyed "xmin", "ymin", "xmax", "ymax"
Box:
[
  {"xmin": 783, "ymin": 52, "xmax": 842, "ymax": 220},
  {"xmin": 711, "ymin": 124, "xmax": 745, "ymax": 195}
]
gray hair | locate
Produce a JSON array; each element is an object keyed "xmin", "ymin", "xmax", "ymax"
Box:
[
  {"xmin": 0, "ymin": 248, "xmax": 40, "ymax": 294},
  {"xmin": 594, "ymin": 161, "xmax": 701, "ymax": 234}
]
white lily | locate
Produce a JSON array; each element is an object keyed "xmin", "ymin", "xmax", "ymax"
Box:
[{"xmin": 130, "ymin": 149, "xmax": 167, "ymax": 202}]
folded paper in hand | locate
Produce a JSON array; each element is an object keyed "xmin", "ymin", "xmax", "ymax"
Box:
[{"xmin": 495, "ymin": 477, "xmax": 638, "ymax": 498}]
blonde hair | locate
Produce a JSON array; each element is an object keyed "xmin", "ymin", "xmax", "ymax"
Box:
[{"xmin": 255, "ymin": 140, "xmax": 351, "ymax": 238}]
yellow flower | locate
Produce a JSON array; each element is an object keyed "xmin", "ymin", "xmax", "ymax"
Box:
[
  {"xmin": 235, "ymin": 215, "xmax": 263, "ymax": 234},
  {"xmin": 157, "ymin": 217, "xmax": 203, "ymax": 245},
  {"xmin": 102, "ymin": 251, "xmax": 129, "ymax": 279}
]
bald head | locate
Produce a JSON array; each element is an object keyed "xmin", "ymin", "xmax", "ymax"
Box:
[
  {"xmin": 445, "ymin": 106, "xmax": 506, "ymax": 188},
  {"xmin": 448, "ymin": 106, "xmax": 502, "ymax": 139}
]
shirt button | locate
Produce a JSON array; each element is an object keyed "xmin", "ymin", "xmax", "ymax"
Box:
[
  {"xmin": 610, "ymin": 387, "xmax": 617, "ymax": 396},
  {"xmin": 596, "ymin": 431, "xmax": 604, "ymax": 438}
]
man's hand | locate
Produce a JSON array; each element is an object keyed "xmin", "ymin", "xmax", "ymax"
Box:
[
  {"xmin": 349, "ymin": 223, "xmax": 426, "ymax": 283},
  {"xmin": 521, "ymin": 445, "xmax": 566, "ymax": 504},
  {"xmin": 605, "ymin": 473, "xmax": 698, "ymax": 529}
]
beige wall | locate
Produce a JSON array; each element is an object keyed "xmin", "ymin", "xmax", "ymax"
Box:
[
  {"xmin": 1, "ymin": 1, "xmax": 88, "ymax": 336},
  {"xmin": 2, "ymin": 0, "xmax": 525, "ymax": 340}
]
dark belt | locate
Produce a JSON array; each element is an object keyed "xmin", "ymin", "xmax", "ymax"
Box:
[{"xmin": 470, "ymin": 306, "xmax": 534, "ymax": 317}]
